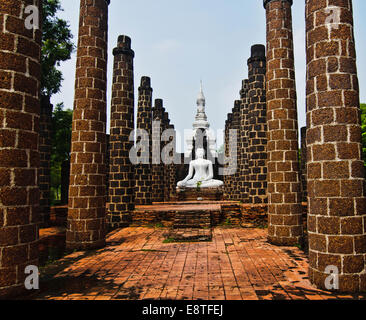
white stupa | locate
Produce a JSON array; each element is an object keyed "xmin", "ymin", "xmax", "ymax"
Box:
[{"xmin": 185, "ymin": 82, "xmax": 217, "ymax": 159}]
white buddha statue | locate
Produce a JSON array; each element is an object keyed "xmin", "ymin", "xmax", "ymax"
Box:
[{"xmin": 177, "ymin": 148, "xmax": 223, "ymax": 189}]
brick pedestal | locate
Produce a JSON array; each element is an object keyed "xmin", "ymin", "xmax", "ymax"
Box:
[
  {"xmin": 134, "ymin": 77, "xmax": 153, "ymax": 205},
  {"xmin": 0, "ymin": 0, "xmax": 42, "ymax": 297},
  {"xmin": 67, "ymin": 0, "xmax": 110, "ymax": 250},
  {"xmin": 247, "ymin": 45, "xmax": 268, "ymax": 204},
  {"xmin": 264, "ymin": 0, "xmax": 303, "ymax": 246},
  {"xmin": 108, "ymin": 35, "xmax": 135, "ymax": 228},
  {"xmin": 306, "ymin": 0, "xmax": 366, "ymax": 292}
]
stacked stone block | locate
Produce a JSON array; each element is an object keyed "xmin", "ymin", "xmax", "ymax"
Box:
[
  {"xmin": 67, "ymin": 0, "xmax": 110, "ymax": 250},
  {"xmin": 300, "ymin": 127, "xmax": 307, "ymax": 202},
  {"xmin": 224, "ymin": 113, "xmax": 234, "ymax": 199},
  {"xmin": 247, "ymin": 45, "xmax": 268, "ymax": 204},
  {"xmin": 230, "ymin": 101, "xmax": 241, "ymax": 201},
  {"xmin": 306, "ymin": 0, "xmax": 366, "ymax": 292},
  {"xmin": 264, "ymin": 0, "xmax": 303, "ymax": 245},
  {"xmin": 151, "ymin": 99, "xmax": 165, "ymax": 202},
  {"xmin": 168, "ymin": 124, "xmax": 177, "ymax": 201},
  {"xmin": 239, "ymin": 80, "xmax": 250, "ymax": 203},
  {"xmin": 0, "ymin": 0, "xmax": 42, "ymax": 297},
  {"xmin": 39, "ymin": 97, "xmax": 53, "ymax": 225},
  {"xmin": 61, "ymin": 160, "xmax": 70, "ymax": 205},
  {"xmin": 134, "ymin": 77, "xmax": 153, "ymax": 205},
  {"xmin": 108, "ymin": 35, "xmax": 135, "ymax": 228},
  {"xmin": 162, "ymin": 111, "xmax": 171, "ymax": 202}
]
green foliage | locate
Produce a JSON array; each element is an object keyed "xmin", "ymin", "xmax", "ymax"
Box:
[
  {"xmin": 196, "ymin": 181, "xmax": 202, "ymax": 191},
  {"xmin": 41, "ymin": 0, "xmax": 74, "ymax": 98},
  {"xmin": 50, "ymin": 103, "xmax": 72, "ymax": 204},
  {"xmin": 361, "ymin": 103, "xmax": 366, "ymax": 166}
]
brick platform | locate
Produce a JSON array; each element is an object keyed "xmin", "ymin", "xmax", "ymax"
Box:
[
  {"xmin": 22, "ymin": 227, "xmax": 366, "ymax": 300},
  {"xmin": 177, "ymin": 187, "xmax": 224, "ymax": 201}
]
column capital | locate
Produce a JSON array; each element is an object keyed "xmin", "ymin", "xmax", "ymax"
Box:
[
  {"xmin": 263, "ymin": 0, "xmax": 293, "ymax": 9},
  {"xmin": 247, "ymin": 44, "xmax": 266, "ymax": 65},
  {"xmin": 113, "ymin": 35, "xmax": 135, "ymax": 57}
]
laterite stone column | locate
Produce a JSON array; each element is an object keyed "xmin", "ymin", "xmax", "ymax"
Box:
[
  {"xmin": 162, "ymin": 112, "xmax": 171, "ymax": 202},
  {"xmin": 239, "ymin": 80, "xmax": 250, "ymax": 203},
  {"xmin": 231, "ymin": 101, "xmax": 241, "ymax": 201},
  {"xmin": 224, "ymin": 113, "xmax": 234, "ymax": 200},
  {"xmin": 264, "ymin": 0, "xmax": 303, "ymax": 245},
  {"xmin": 151, "ymin": 99, "xmax": 164, "ymax": 202},
  {"xmin": 306, "ymin": 0, "xmax": 366, "ymax": 292},
  {"xmin": 300, "ymin": 127, "xmax": 307, "ymax": 203},
  {"xmin": 39, "ymin": 97, "xmax": 53, "ymax": 226},
  {"xmin": 247, "ymin": 45, "xmax": 268, "ymax": 204},
  {"xmin": 0, "ymin": 0, "xmax": 42, "ymax": 297},
  {"xmin": 134, "ymin": 77, "xmax": 153, "ymax": 205},
  {"xmin": 67, "ymin": 0, "xmax": 110, "ymax": 250},
  {"xmin": 168, "ymin": 124, "xmax": 177, "ymax": 201},
  {"xmin": 108, "ymin": 35, "xmax": 135, "ymax": 228}
]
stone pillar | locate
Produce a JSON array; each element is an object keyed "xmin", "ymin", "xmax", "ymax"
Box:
[
  {"xmin": 134, "ymin": 77, "xmax": 153, "ymax": 205},
  {"xmin": 151, "ymin": 99, "xmax": 165, "ymax": 202},
  {"xmin": 67, "ymin": 0, "xmax": 110, "ymax": 250},
  {"xmin": 162, "ymin": 112, "xmax": 171, "ymax": 202},
  {"xmin": 61, "ymin": 160, "xmax": 70, "ymax": 205},
  {"xmin": 231, "ymin": 100, "xmax": 241, "ymax": 201},
  {"xmin": 224, "ymin": 113, "xmax": 234, "ymax": 200},
  {"xmin": 306, "ymin": 0, "xmax": 366, "ymax": 292},
  {"xmin": 239, "ymin": 80, "xmax": 250, "ymax": 203},
  {"xmin": 264, "ymin": 0, "xmax": 303, "ymax": 245},
  {"xmin": 247, "ymin": 45, "xmax": 268, "ymax": 204},
  {"xmin": 39, "ymin": 97, "xmax": 53, "ymax": 225},
  {"xmin": 168, "ymin": 124, "xmax": 177, "ymax": 201},
  {"xmin": 105, "ymin": 134, "xmax": 110, "ymax": 198},
  {"xmin": 0, "ymin": 0, "xmax": 42, "ymax": 297},
  {"xmin": 108, "ymin": 35, "xmax": 135, "ymax": 228},
  {"xmin": 300, "ymin": 127, "xmax": 307, "ymax": 203}
]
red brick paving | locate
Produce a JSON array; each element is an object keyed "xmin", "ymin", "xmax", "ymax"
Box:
[{"xmin": 27, "ymin": 227, "xmax": 366, "ymax": 300}]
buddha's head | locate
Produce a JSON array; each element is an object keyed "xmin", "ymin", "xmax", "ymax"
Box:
[{"xmin": 196, "ymin": 148, "xmax": 205, "ymax": 159}]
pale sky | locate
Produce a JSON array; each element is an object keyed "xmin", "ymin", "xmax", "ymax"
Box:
[{"xmin": 52, "ymin": 0, "xmax": 366, "ymax": 151}]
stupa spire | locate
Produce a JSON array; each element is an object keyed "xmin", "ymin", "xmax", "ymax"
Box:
[{"xmin": 193, "ymin": 81, "xmax": 209, "ymax": 129}]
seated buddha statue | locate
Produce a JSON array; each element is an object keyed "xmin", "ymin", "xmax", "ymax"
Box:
[{"xmin": 177, "ymin": 148, "xmax": 223, "ymax": 189}]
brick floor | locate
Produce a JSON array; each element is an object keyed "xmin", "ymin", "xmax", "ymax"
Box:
[{"xmin": 26, "ymin": 227, "xmax": 366, "ymax": 300}]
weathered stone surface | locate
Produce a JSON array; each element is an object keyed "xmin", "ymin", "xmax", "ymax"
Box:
[
  {"xmin": 306, "ymin": 0, "xmax": 366, "ymax": 293},
  {"xmin": 67, "ymin": 0, "xmax": 110, "ymax": 250},
  {"xmin": 265, "ymin": 0, "xmax": 303, "ymax": 246},
  {"xmin": 0, "ymin": 0, "xmax": 42, "ymax": 298},
  {"xmin": 107, "ymin": 35, "xmax": 135, "ymax": 228}
]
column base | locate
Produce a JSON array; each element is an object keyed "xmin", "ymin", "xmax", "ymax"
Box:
[{"xmin": 309, "ymin": 267, "xmax": 366, "ymax": 293}]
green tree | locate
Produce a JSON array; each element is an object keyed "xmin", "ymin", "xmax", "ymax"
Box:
[
  {"xmin": 50, "ymin": 103, "xmax": 73, "ymax": 203},
  {"xmin": 361, "ymin": 103, "xmax": 366, "ymax": 166},
  {"xmin": 41, "ymin": 0, "xmax": 74, "ymax": 203},
  {"xmin": 41, "ymin": 0, "xmax": 75, "ymax": 100}
]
